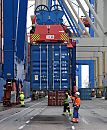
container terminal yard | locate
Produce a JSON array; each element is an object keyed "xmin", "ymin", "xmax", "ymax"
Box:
[{"xmin": 0, "ymin": 0, "xmax": 107, "ymax": 130}]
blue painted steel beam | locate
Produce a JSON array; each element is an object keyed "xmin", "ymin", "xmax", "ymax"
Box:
[
  {"xmin": 3, "ymin": 0, "xmax": 18, "ymax": 79},
  {"xmin": 89, "ymin": 60, "xmax": 94, "ymax": 88},
  {"xmin": 78, "ymin": 65, "xmax": 82, "ymax": 89},
  {"xmin": 16, "ymin": 0, "xmax": 28, "ymax": 60},
  {"xmin": 53, "ymin": 0, "xmax": 56, "ymax": 5},
  {"xmin": 59, "ymin": 0, "xmax": 77, "ymax": 36},
  {"xmin": 76, "ymin": 65, "xmax": 81, "ymax": 89},
  {"xmin": 60, "ymin": 0, "xmax": 80, "ymax": 37},
  {"xmin": 48, "ymin": 0, "xmax": 52, "ymax": 8},
  {"xmin": 71, "ymin": 45, "xmax": 76, "ymax": 95},
  {"xmin": 76, "ymin": 60, "xmax": 94, "ymax": 88},
  {"xmin": 89, "ymin": 0, "xmax": 94, "ymax": 37}
]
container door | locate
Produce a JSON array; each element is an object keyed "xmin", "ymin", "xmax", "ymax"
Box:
[
  {"xmin": 53, "ymin": 45, "xmax": 60, "ymax": 90},
  {"xmin": 31, "ymin": 44, "xmax": 70, "ymax": 91},
  {"xmin": 61, "ymin": 45, "xmax": 70, "ymax": 90},
  {"xmin": 52, "ymin": 44, "xmax": 70, "ymax": 90},
  {"xmin": 31, "ymin": 45, "xmax": 40, "ymax": 90},
  {"xmin": 31, "ymin": 45, "xmax": 49, "ymax": 90}
]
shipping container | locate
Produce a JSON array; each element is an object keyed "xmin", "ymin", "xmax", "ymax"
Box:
[
  {"xmin": 48, "ymin": 91, "xmax": 57, "ymax": 106},
  {"xmin": 78, "ymin": 88, "xmax": 92, "ymax": 100},
  {"xmin": 30, "ymin": 44, "xmax": 70, "ymax": 91},
  {"xmin": 48, "ymin": 91, "xmax": 65, "ymax": 106}
]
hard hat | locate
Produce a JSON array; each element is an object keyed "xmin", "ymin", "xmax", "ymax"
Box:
[
  {"xmin": 92, "ymin": 89, "xmax": 95, "ymax": 91},
  {"xmin": 21, "ymin": 91, "xmax": 24, "ymax": 94},
  {"xmin": 75, "ymin": 92, "xmax": 80, "ymax": 96},
  {"xmin": 65, "ymin": 92, "xmax": 68, "ymax": 95}
]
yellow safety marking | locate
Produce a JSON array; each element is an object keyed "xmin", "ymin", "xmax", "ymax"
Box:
[
  {"xmin": 60, "ymin": 33, "xmax": 68, "ymax": 40},
  {"xmin": 31, "ymin": 34, "xmax": 40, "ymax": 41}
]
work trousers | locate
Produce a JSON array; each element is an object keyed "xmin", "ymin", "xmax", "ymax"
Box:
[
  {"xmin": 73, "ymin": 107, "xmax": 79, "ymax": 118},
  {"xmin": 63, "ymin": 103, "xmax": 70, "ymax": 113}
]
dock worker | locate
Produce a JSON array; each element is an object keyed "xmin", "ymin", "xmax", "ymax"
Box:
[
  {"xmin": 63, "ymin": 92, "xmax": 72, "ymax": 116},
  {"xmin": 72, "ymin": 92, "xmax": 81, "ymax": 123},
  {"xmin": 19, "ymin": 92, "xmax": 25, "ymax": 107}
]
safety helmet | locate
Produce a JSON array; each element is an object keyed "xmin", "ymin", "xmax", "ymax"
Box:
[
  {"xmin": 21, "ymin": 91, "xmax": 24, "ymax": 94},
  {"xmin": 65, "ymin": 92, "xmax": 68, "ymax": 95},
  {"xmin": 75, "ymin": 92, "xmax": 80, "ymax": 96}
]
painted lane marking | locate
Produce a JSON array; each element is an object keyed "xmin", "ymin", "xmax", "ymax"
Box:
[
  {"xmin": 18, "ymin": 106, "xmax": 47, "ymax": 130},
  {"xmin": 81, "ymin": 118, "xmax": 89, "ymax": 125},
  {"xmin": 0, "ymin": 100, "xmax": 45, "ymax": 123},
  {"xmin": 18, "ymin": 125, "xmax": 25, "ymax": 130},
  {"xmin": 26, "ymin": 120, "xmax": 30, "ymax": 124},
  {"xmin": 30, "ymin": 117, "xmax": 33, "ymax": 119},
  {"xmin": 34, "ymin": 106, "xmax": 47, "ymax": 116}
]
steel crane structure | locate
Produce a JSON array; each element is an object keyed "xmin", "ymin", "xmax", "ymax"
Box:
[{"xmin": 3, "ymin": 0, "xmax": 105, "ymax": 93}]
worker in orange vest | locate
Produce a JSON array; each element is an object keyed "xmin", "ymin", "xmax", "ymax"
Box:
[{"xmin": 72, "ymin": 92, "xmax": 81, "ymax": 123}]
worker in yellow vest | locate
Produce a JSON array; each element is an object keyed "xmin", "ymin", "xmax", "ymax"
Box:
[
  {"xmin": 63, "ymin": 92, "xmax": 72, "ymax": 116},
  {"xmin": 19, "ymin": 92, "xmax": 25, "ymax": 107}
]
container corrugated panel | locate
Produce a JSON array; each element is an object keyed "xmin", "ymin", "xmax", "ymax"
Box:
[
  {"xmin": 48, "ymin": 91, "xmax": 65, "ymax": 106},
  {"xmin": 22, "ymin": 81, "xmax": 30, "ymax": 99},
  {"xmin": 30, "ymin": 44, "xmax": 70, "ymax": 91},
  {"xmin": 48, "ymin": 91, "xmax": 57, "ymax": 106},
  {"xmin": 78, "ymin": 88, "xmax": 92, "ymax": 100}
]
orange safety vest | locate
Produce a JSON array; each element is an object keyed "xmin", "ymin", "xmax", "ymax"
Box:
[
  {"xmin": 75, "ymin": 97, "xmax": 81, "ymax": 107},
  {"xmin": 70, "ymin": 96, "xmax": 75, "ymax": 102}
]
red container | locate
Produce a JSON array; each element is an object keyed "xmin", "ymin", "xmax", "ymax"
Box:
[
  {"xmin": 48, "ymin": 91, "xmax": 57, "ymax": 106},
  {"xmin": 48, "ymin": 91, "xmax": 65, "ymax": 106},
  {"xmin": 48, "ymin": 100, "xmax": 57, "ymax": 106},
  {"xmin": 57, "ymin": 100, "xmax": 64, "ymax": 106}
]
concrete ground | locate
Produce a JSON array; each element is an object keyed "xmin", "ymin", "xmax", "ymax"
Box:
[
  {"xmin": 76, "ymin": 98, "xmax": 107, "ymax": 130},
  {"xmin": 0, "ymin": 98, "xmax": 107, "ymax": 130}
]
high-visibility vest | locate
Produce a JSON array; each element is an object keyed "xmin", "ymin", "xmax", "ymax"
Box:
[
  {"xmin": 64, "ymin": 97, "xmax": 69, "ymax": 104},
  {"xmin": 20, "ymin": 94, "xmax": 24, "ymax": 101},
  {"xmin": 75, "ymin": 97, "xmax": 80, "ymax": 107}
]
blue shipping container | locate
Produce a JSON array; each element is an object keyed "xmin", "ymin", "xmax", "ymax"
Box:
[
  {"xmin": 78, "ymin": 88, "xmax": 92, "ymax": 100},
  {"xmin": 30, "ymin": 44, "xmax": 70, "ymax": 91}
]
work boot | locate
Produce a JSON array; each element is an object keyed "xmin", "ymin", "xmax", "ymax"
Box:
[
  {"xmin": 75, "ymin": 118, "xmax": 79, "ymax": 123},
  {"xmin": 72, "ymin": 118, "xmax": 79, "ymax": 123},
  {"xmin": 71, "ymin": 118, "xmax": 76, "ymax": 123},
  {"xmin": 62, "ymin": 112, "xmax": 66, "ymax": 115}
]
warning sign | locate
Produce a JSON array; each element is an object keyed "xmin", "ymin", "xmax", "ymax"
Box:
[{"xmin": 35, "ymin": 75, "xmax": 38, "ymax": 80}]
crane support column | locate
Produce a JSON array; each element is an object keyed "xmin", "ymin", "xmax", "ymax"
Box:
[
  {"xmin": 16, "ymin": 0, "xmax": 28, "ymax": 60},
  {"xmin": 3, "ymin": 0, "xmax": 18, "ymax": 79},
  {"xmin": 71, "ymin": 44, "xmax": 76, "ymax": 95}
]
